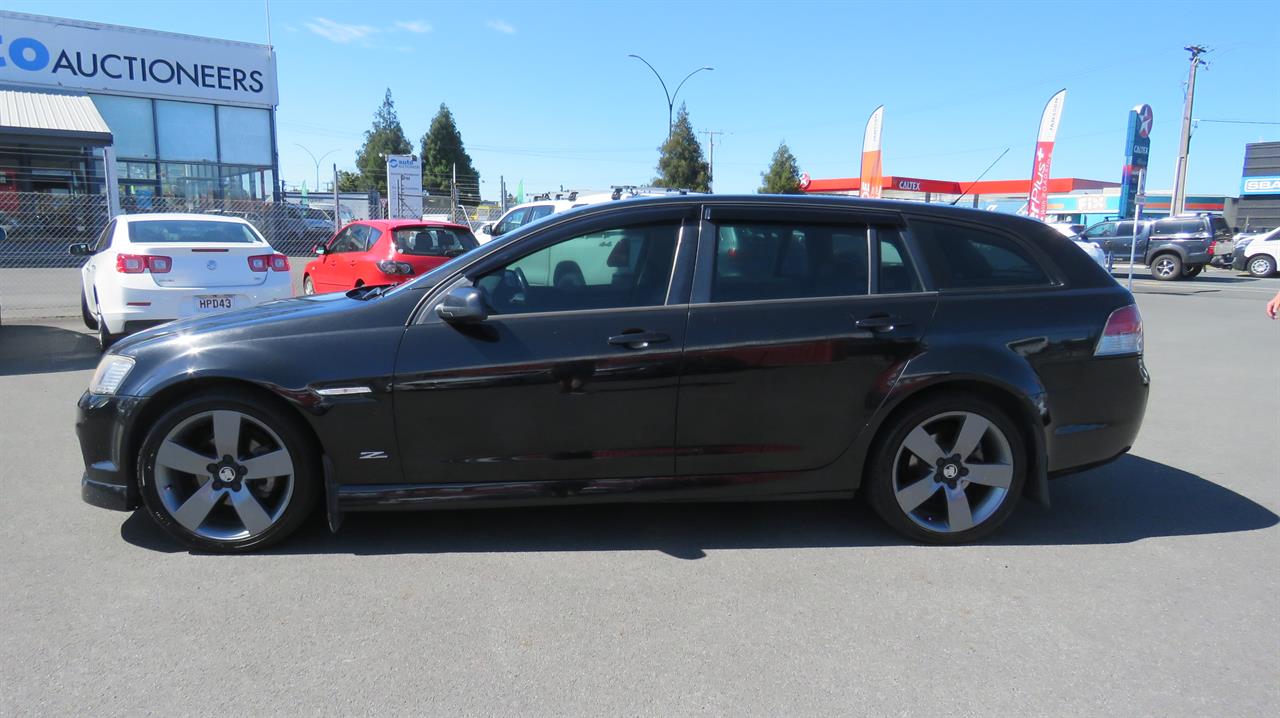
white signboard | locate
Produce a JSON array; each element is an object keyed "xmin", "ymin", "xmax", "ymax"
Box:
[
  {"xmin": 386, "ymin": 155, "xmax": 423, "ymax": 219},
  {"xmin": 0, "ymin": 11, "xmax": 278, "ymax": 107}
]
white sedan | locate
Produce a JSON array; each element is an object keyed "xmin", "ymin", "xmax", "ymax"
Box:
[{"xmin": 72, "ymin": 213, "xmax": 293, "ymax": 350}]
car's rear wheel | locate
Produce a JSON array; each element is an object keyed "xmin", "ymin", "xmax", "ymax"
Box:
[
  {"xmin": 1247, "ymin": 255, "xmax": 1276, "ymax": 278},
  {"xmin": 302, "ymin": 275, "xmax": 315, "ymax": 295},
  {"xmin": 1182, "ymin": 264, "xmax": 1203, "ymax": 278},
  {"xmin": 137, "ymin": 390, "xmax": 318, "ymax": 552},
  {"xmin": 866, "ymin": 395, "xmax": 1026, "ymax": 544},
  {"xmin": 96, "ymin": 310, "xmax": 117, "ymax": 352},
  {"xmin": 81, "ymin": 291, "xmax": 98, "ymax": 330},
  {"xmin": 1151, "ymin": 253, "xmax": 1183, "ymax": 281}
]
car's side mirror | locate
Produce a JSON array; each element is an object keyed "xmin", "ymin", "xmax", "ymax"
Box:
[
  {"xmin": 481, "ymin": 224, "xmax": 494, "ymax": 235},
  {"xmin": 436, "ymin": 286, "xmax": 488, "ymax": 324},
  {"xmin": 314, "ymin": 245, "xmax": 327, "ymax": 255},
  {"xmin": 68, "ymin": 243, "xmax": 91, "ymax": 256}
]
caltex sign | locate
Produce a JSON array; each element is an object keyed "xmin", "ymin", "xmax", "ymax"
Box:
[{"xmin": 1118, "ymin": 104, "xmax": 1153, "ymax": 218}]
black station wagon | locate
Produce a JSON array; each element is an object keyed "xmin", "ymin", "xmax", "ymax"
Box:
[{"xmin": 77, "ymin": 196, "xmax": 1149, "ymax": 552}]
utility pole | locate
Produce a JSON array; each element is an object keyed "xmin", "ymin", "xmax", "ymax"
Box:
[
  {"xmin": 1170, "ymin": 45, "xmax": 1208, "ymax": 216},
  {"xmin": 700, "ymin": 130, "xmax": 725, "ymax": 193}
]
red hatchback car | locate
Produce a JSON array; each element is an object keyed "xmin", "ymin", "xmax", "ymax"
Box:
[{"xmin": 302, "ymin": 219, "xmax": 479, "ymax": 294}]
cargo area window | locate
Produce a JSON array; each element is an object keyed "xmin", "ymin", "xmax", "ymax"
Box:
[{"xmin": 909, "ymin": 220, "xmax": 1050, "ymax": 289}]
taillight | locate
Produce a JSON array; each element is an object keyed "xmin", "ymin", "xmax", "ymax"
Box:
[
  {"xmin": 248, "ymin": 254, "xmax": 290, "ymax": 272},
  {"xmin": 1208, "ymin": 243, "xmax": 1215, "ymax": 256},
  {"xmin": 376, "ymin": 260, "xmax": 414, "ymax": 275},
  {"xmin": 1096, "ymin": 304, "xmax": 1143, "ymax": 356},
  {"xmin": 116, "ymin": 254, "xmax": 171, "ymax": 273}
]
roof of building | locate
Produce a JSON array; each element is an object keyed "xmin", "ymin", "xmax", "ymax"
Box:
[{"xmin": 0, "ymin": 88, "xmax": 113, "ymax": 147}]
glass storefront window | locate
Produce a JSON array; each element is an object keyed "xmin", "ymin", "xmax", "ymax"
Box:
[
  {"xmin": 155, "ymin": 100, "xmax": 217, "ymax": 162},
  {"xmin": 218, "ymin": 106, "xmax": 272, "ymax": 165},
  {"xmin": 159, "ymin": 162, "xmax": 219, "ymax": 204},
  {"xmin": 90, "ymin": 95, "xmax": 156, "ymax": 159}
]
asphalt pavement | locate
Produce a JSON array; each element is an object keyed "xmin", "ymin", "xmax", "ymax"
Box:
[{"xmin": 0, "ymin": 284, "xmax": 1277, "ymax": 716}]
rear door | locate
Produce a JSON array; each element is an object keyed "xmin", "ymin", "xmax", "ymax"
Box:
[
  {"xmin": 676, "ymin": 207, "xmax": 937, "ymax": 479},
  {"xmin": 349, "ymin": 225, "xmax": 383, "ymax": 285}
]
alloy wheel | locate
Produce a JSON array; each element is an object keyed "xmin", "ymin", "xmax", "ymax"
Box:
[
  {"xmin": 891, "ymin": 411, "xmax": 1014, "ymax": 534},
  {"xmin": 152, "ymin": 410, "xmax": 295, "ymax": 541},
  {"xmin": 1249, "ymin": 257, "xmax": 1273, "ymax": 277},
  {"xmin": 1152, "ymin": 257, "xmax": 1178, "ymax": 279}
]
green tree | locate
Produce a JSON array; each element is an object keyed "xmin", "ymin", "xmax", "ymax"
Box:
[
  {"xmin": 336, "ymin": 170, "xmax": 363, "ymax": 192},
  {"xmin": 758, "ymin": 141, "xmax": 802, "ymax": 194},
  {"xmin": 420, "ymin": 103, "xmax": 481, "ymax": 205},
  {"xmin": 351, "ymin": 89, "xmax": 413, "ymax": 194},
  {"xmin": 654, "ymin": 104, "xmax": 710, "ymax": 192}
]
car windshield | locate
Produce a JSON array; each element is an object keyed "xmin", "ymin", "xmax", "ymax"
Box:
[
  {"xmin": 392, "ymin": 226, "xmax": 479, "ymax": 256},
  {"xmin": 127, "ymin": 220, "xmax": 260, "ymax": 243}
]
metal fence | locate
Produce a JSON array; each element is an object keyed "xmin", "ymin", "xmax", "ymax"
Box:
[{"xmin": 0, "ymin": 190, "xmax": 506, "ymax": 321}]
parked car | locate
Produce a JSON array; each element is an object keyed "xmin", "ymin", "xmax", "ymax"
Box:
[
  {"xmin": 474, "ymin": 199, "xmax": 582, "ymax": 244},
  {"xmin": 1043, "ymin": 222, "xmax": 1106, "ymax": 269},
  {"xmin": 1232, "ymin": 226, "xmax": 1280, "ymax": 277},
  {"xmin": 302, "ymin": 219, "xmax": 478, "ymax": 295},
  {"xmin": 1079, "ymin": 214, "xmax": 1230, "ymax": 280},
  {"xmin": 76, "ymin": 195, "xmax": 1148, "ymax": 552},
  {"xmin": 69, "ymin": 213, "xmax": 293, "ymax": 351}
]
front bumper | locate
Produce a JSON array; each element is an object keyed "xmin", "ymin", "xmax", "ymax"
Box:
[
  {"xmin": 1232, "ymin": 252, "xmax": 1248, "ymax": 271},
  {"xmin": 76, "ymin": 391, "xmax": 144, "ymax": 511}
]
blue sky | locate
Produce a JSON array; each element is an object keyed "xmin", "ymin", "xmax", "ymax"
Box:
[{"xmin": 11, "ymin": 0, "xmax": 1280, "ymax": 198}]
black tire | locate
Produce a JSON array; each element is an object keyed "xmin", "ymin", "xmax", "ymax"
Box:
[
  {"xmin": 1182, "ymin": 264, "xmax": 1204, "ymax": 278},
  {"xmin": 1150, "ymin": 253, "xmax": 1183, "ymax": 281},
  {"xmin": 1247, "ymin": 254, "xmax": 1277, "ymax": 278},
  {"xmin": 81, "ymin": 291, "xmax": 99, "ymax": 330},
  {"xmin": 96, "ymin": 311, "xmax": 117, "ymax": 352},
  {"xmin": 865, "ymin": 394, "xmax": 1027, "ymax": 545},
  {"xmin": 136, "ymin": 389, "xmax": 319, "ymax": 553}
]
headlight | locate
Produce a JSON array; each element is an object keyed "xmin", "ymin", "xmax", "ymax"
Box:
[{"xmin": 89, "ymin": 355, "xmax": 135, "ymax": 395}]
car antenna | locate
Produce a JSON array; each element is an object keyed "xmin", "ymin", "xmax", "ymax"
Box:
[{"xmin": 951, "ymin": 147, "xmax": 1010, "ymax": 206}]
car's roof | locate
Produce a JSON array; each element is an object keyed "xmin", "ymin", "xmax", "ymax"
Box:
[
  {"xmin": 359, "ymin": 219, "xmax": 471, "ymax": 231},
  {"xmin": 119, "ymin": 212, "xmax": 250, "ymax": 224}
]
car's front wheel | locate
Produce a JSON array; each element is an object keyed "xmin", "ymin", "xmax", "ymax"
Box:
[
  {"xmin": 1247, "ymin": 255, "xmax": 1277, "ymax": 278},
  {"xmin": 302, "ymin": 275, "xmax": 315, "ymax": 295},
  {"xmin": 137, "ymin": 390, "xmax": 318, "ymax": 552},
  {"xmin": 866, "ymin": 395, "xmax": 1026, "ymax": 544}
]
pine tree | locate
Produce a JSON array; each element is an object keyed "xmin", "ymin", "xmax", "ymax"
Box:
[
  {"xmin": 420, "ymin": 103, "xmax": 482, "ymax": 205},
  {"xmin": 654, "ymin": 104, "xmax": 710, "ymax": 192},
  {"xmin": 351, "ymin": 89, "xmax": 413, "ymax": 194},
  {"xmin": 758, "ymin": 141, "xmax": 802, "ymax": 194}
]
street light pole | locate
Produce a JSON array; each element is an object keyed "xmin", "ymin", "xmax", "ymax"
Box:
[
  {"xmin": 627, "ymin": 55, "xmax": 714, "ymax": 137},
  {"xmin": 294, "ymin": 143, "xmax": 339, "ymax": 190}
]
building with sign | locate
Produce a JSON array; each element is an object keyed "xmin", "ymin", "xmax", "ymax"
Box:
[
  {"xmin": 0, "ymin": 10, "xmax": 279, "ymax": 209},
  {"xmin": 1236, "ymin": 142, "xmax": 1280, "ymax": 232}
]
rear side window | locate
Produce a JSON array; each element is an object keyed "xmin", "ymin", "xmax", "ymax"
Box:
[
  {"xmin": 127, "ymin": 220, "xmax": 259, "ymax": 244},
  {"xmin": 910, "ymin": 220, "xmax": 1051, "ymax": 289},
  {"xmin": 92, "ymin": 219, "xmax": 117, "ymax": 252},
  {"xmin": 712, "ymin": 222, "xmax": 869, "ymax": 302},
  {"xmin": 1152, "ymin": 219, "xmax": 1204, "ymax": 236},
  {"xmin": 877, "ymin": 228, "xmax": 922, "ymax": 293},
  {"xmin": 526, "ymin": 205, "xmax": 555, "ymax": 223}
]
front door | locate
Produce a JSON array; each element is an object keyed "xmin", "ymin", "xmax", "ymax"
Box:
[
  {"xmin": 392, "ymin": 208, "xmax": 697, "ymax": 484},
  {"xmin": 676, "ymin": 213, "xmax": 937, "ymax": 479},
  {"xmin": 318, "ymin": 224, "xmax": 367, "ymax": 291}
]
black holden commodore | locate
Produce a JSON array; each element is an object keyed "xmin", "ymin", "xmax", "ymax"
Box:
[{"xmin": 76, "ymin": 195, "xmax": 1148, "ymax": 552}]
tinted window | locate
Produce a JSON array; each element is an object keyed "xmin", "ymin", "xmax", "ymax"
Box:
[
  {"xmin": 92, "ymin": 219, "xmax": 117, "ymax": 253},
  {"xmin": 393, "ymin": 226, "xmax": 478, "ymax": 256},
  {"xmin": 1082, "ymin": 222, "xmax": 1117, "ymax": 239},
  {"xmin": 877, "ymin": 228, "xmax": 922, "ymax": 293},
  {"xmin": 476, "ymin": 222, "xmax": 679, "ymax": 315},
  {"xmin": 526, "ymin": 205, "xmax": 555, "ymax": 223},
  {"xmin": 328, "ymin": 226, "xmax": 363, "ymax": 253},
  {"xmin": 910, "ymin": 220, "xmax": 1051, "ymax": 289},
  {"xmin": 1115, "ymin": 221, "xmax": 1137, "ymax": 237},
  {"xmin": 1152, "ymin": 219, "xmax": 1204, "ymax": 236},
  {"xmin": 363, "ymin": 228, "xmax": 382, "ymax": 251},
  {"xmin": 712, "ymin": 222, "xmax": 869, "ymax": 302},
  {"xmin": 127, "ymin": 220, "xmax": 259, "ymax": 244}
]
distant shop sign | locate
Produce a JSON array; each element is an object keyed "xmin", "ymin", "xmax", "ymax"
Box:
[
  {"xmin": 1240, "ymin": 176, "xmax": 1280, "ymax": 195},
  {"xmin": 0, "ymin": 10, "xmax": 278, "ymax": 107},
  {"xmin": 897, "ymin": 180, "xmax": 921, "ymax": 191}
]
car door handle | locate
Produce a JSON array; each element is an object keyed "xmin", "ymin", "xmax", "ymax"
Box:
[
  {"xmin": 608, "ymin": 331, "xmax": 670, "ymax": 349},
  {"xmin": 855, "ymin": 315, "xmax": 911, "ymax": 332}
]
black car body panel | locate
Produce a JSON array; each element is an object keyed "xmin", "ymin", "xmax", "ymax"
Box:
[{"xmin": 76, "ymin": 195, "xmax": 1148, "ymax": 527}]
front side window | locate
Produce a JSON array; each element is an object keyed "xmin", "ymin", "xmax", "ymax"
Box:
[
  {"xmin": 910, "ymin": 220, "xmax": 1051, "ymax": 289},
  {"xmin": 712, "ymin": 222, "xmax": 869, "ymax": 302},
  {"xmin": 495, "ymin": 208, "xmax": 530, "ymax": 235},
  {"xmin": 1082, "ymin": 222, "xmax": 1117, "ymax": 239},
  {"xmin": 394, "ymin": 226, "xmax": 478, "ymax": 256},
  {"xmin": 127, "ymin": 220, "xmax": 258, "ymax": 244},
  {"xmin": 476, "ymin": 222, "xmax": 680, "ymax": 315}
]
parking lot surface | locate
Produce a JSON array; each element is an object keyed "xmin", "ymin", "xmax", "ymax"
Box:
[{"xmin": 1, "ymin": 282, "xmax": 1277, "ymax": 716}]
